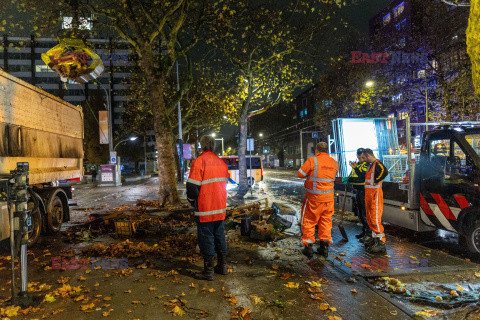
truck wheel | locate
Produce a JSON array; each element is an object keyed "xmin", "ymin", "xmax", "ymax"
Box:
[
  {"xmin": 465, "ymin": 221, "xmax": 480, "ymax": 253},
  {"xmin": 46, "ymin": 190, "xmax": 66, "ymax": 233},
  {"xmin": 26, "ymin": 202, "xmax": 42, "ymax": 247}
]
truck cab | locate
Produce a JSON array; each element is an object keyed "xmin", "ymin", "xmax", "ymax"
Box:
[{"xmin": 417, "ymin": 126, "xmax": 480, "ymax": 252}]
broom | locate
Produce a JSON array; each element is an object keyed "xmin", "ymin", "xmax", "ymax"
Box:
[{"xmin": 338, "ymin": 184, "xmax": 349, "ymax": 242}]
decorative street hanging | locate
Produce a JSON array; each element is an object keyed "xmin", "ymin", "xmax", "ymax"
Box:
[{"xmin": 41, "ymin": 38, "xmax": 104, "ymax": 84}]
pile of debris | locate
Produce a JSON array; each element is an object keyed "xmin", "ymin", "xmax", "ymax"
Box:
[
  {"xmin": 66, "ymin": 199, "xmax": 298, "ymax": 246},
  {"xmin": 226, "ymin": 201, "xmax": 297, "ymax": 241}
]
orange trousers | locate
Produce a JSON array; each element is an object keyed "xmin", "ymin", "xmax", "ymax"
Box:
[
  {"xmin": 300, "ymin": 198, "xmax": 334, "ymax": 246},
  {"xmin": 365, "ymin": 188, "xmax": 386, "ymax": 242}
]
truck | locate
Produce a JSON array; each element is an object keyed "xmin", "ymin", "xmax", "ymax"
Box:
[
  {"xmin": 0, "ymin": 69, "xmax": 83, "ymax": 246},
  {"xmin": 332, "ymin": 117, "xmax": 480, "ymax": 253}
]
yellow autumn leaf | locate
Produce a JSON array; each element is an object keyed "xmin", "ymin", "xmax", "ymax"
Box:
[
  {"xmin": 81, "ymin": 303, "xmax": 95, "ymax": 311},
  {"xmin": 44, "ymin": 294, "xmax": 56, "ymax": 302},
  {"xmin": 250, "ymin": 295, "xmax": 263, "ymax": 305},
  {"xmin": 436, "ymin": 296, "xmax": 443, "ymax": 301},
  {"xmin": 319, "ymin": 303, "xmax": 330, "ymax": 311},
  {"xmin": 284, "ymin": 282, "xmax": 299, "ymax": 289},
  {"xmin": 2, "ymin": 305, "xmax": 21, "ymax": 317},
  {"xmin": 208, "ymin": 288, "xmax": 216, "ymax": 293},
  {"xmin": 171, "ymin": 305, "xmax": 185, "ymax": 316},
  {"xmin": 456, "ymin": 284, "xmax": 465, "ymax": 291}
]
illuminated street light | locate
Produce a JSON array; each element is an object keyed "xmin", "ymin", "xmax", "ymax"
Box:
[
  {"xmin": 228, "ymin": 147, "xmax": 232, "ymax": 150},
  {"xmin": 211, "ymin": 133, "xmax": 216, "ymax": 138},
  {"xmin": 365, "ymin": 81, "xmax": 375, "ymax": 88},
  {"xmin": 259, "ymin": 133, "xmax": 263, "ymax": 137},
  {"xmin": 114, "ymin": 136, "xmax": 137, "ymax": 151}
]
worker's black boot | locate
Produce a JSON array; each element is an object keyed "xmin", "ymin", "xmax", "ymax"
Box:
[
  {"xmin": 195, "ymin": 256, "xmax": 215, "ymax": 281},
  {"xmin": 317, "ymin": 241, "xmax": 329, "ymax": 258},
  {"xmin": 302, "ymin": 244, "xmax": 314, "ymax": 259},
  {"xmin": 214, "ymin": 253, "xmax": 228, "ymax": 275},
  {"xmin": 366, "ymin": 239, "xmax": 386, "ymax": 254},
  {"xmin": 355, "ymin": 230, "xmax": 366, "ymax": 239},
  {"xmin": 362, "ymin": 234, "xmax": 374, "ymax": 246}
]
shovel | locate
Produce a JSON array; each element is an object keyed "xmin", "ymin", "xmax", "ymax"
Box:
[{"xmin": 338, "ymin": 184, "xmax": 349, "ymax": 242}]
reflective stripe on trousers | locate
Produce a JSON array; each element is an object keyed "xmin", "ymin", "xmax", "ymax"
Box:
[{"xmin": 306, "ymin": 189, "xmax": 334, "ymax": 194}]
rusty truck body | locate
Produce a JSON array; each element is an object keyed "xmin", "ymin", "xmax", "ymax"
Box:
[{"xmin": 0, "ymin": 69, "xmax": 83, "ymax": 245}]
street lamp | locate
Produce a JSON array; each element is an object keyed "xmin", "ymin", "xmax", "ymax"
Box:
[
  {"xmin": 365, "ymin": 81, "xmax": 375, "ymax": 88},
  {"xmin": 114, "ymin": 136, "xmax": 137, "ymax": 151},
  {"xmin": 259, "ymin": 133, "xmax": 263, "ymax": 137},
  {"xmin": 211, "ymin": 133, "xmax": 216, "ymax": 138}
]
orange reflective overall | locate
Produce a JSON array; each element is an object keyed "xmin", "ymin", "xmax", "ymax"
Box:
[
  {"xmin": 297, "ymin": 153, "xmax": 338, "ymax": 246},
  {"xmin": 365, "ymin": 160, "xmax": 385, "ymax": 242}
]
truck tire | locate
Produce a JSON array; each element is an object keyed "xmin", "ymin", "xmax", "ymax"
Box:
[
  {"xmin": 465, "ymin": 220, "xmax": 480, "ymax": 254},
  {"xmin": 46, "ymin": 189, "xmax": 67, "ymax": 233}
]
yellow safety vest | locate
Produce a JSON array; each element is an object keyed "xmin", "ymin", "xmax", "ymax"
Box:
[{"xmin": 348, "ymin": 162, "xmax": 368, "ymax": 186}]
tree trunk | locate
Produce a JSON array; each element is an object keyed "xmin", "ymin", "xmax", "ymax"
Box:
[
  {"xmin": 236, "ymin": 108, "xmax": 249, "ymax": 199},
  {"xmin": 150, "ymin": 79, "xmax": 180, "ymax": 205}
]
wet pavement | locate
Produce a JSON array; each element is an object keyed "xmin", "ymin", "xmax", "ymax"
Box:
[{"xmin": 0, "ymin": 171, "xmax": 479, "ymax": 319}]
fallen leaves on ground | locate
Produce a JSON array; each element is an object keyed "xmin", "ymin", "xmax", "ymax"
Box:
[
  {"xmin": 230, "ymin": 307, "xmax": 251, "ymax": 320},
  {"xmin": 351, "ymin": 289, "xmax": 357, "ymax": 294},
  {"xmin": 250, "ymin": 295, "xmax": 263, "ymax": 305},
  {"xmin": 415, "ymin": 310, "xmax": 440, "ymax": 318},
  {"xmin": 225, "ymin": 294, "xmax": 238, "ymax": 305},
  {"xmin": 171, "ymin": 305, "xmax": 185, "ymax": 316},
  {"xmin": 284, "ymin": 282, "xmax": 299, "ymax": 289},
  {"xmin": 81, "ymin": 303, "xmax": 95, "ymax": 311},
  {"xmin": 1, "ymin": 305, "xmax": 21, "ymax": 317}
]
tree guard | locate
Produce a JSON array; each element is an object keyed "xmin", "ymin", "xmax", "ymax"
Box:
[
  {"xmin": 467, "ymin": 0, "xmax": 480, "ymax": 95},
  {"xmin": 41, "ymin": 38, "xmax": 104, "ymax": 84}
]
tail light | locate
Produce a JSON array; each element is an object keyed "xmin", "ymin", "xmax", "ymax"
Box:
[
  {"xmin": 261, "ymin": 167, "xmax": 264, "ymax": 181},
  {"xmin": 71, "ymin": 186, "xmax": 75, "ymax": 196}
]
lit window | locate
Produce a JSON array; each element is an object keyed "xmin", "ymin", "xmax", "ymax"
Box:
[
  {"xmin": 393, "ymin": 2, "xmax": 404, "ymax": 18},
  {"xmin": 35, "ymin": 65, "xmax": 54, "ymax": 73},
  {"xmin": 62, "ymin": 16, "xmax": 93, "ymax": 30},
  {"xmin": 383, "ymin": 13, "xmax": 391, "ymax": 25}
]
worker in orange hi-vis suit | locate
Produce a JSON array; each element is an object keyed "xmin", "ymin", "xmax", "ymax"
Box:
[
  {"xmin": 359, "ymin": 148, "xmax": 389, "ymax": 254},
  {"xmin": 297, "ymin": 142, "xmax": 338, "ymax": 259}
]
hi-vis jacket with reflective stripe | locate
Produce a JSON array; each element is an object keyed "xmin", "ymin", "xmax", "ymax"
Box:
[
  {"xmin": 365, "ymin": 160, "xmax": 388, "ymax": 189},
  {"xmin": 297, "ymin": 152, "xmax": 338, "ymax": 202},
  {"xmin": 186, "ymin": 150, "xmax": 230, "ymax": 223}
]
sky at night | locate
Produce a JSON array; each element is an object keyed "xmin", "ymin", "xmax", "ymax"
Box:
[{"xmin": 218, "ymin": 0, "xmax": 395, "ymax": 142}]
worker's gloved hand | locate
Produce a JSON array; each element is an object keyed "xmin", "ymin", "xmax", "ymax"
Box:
[{"xmin": 342, "ymin": 177, "xmax": 349, "ymax": 185}]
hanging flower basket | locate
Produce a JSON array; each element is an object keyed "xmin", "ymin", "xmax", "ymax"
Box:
[{"xmin": 41, "ymin": 38, "xmax": 104, "ymax": 84}]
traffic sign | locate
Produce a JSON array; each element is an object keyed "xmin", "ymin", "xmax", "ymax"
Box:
[
  {"xmin": 247, "ymin": 138, "xmax": 254, "ymax": 151},
  {"xmin": 110, "ymin": 151, "xmax": 117, "ymax": 164},
  {"xmin": 312, "ymin": 132, "xmax": 319, "ymax": 139}
]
